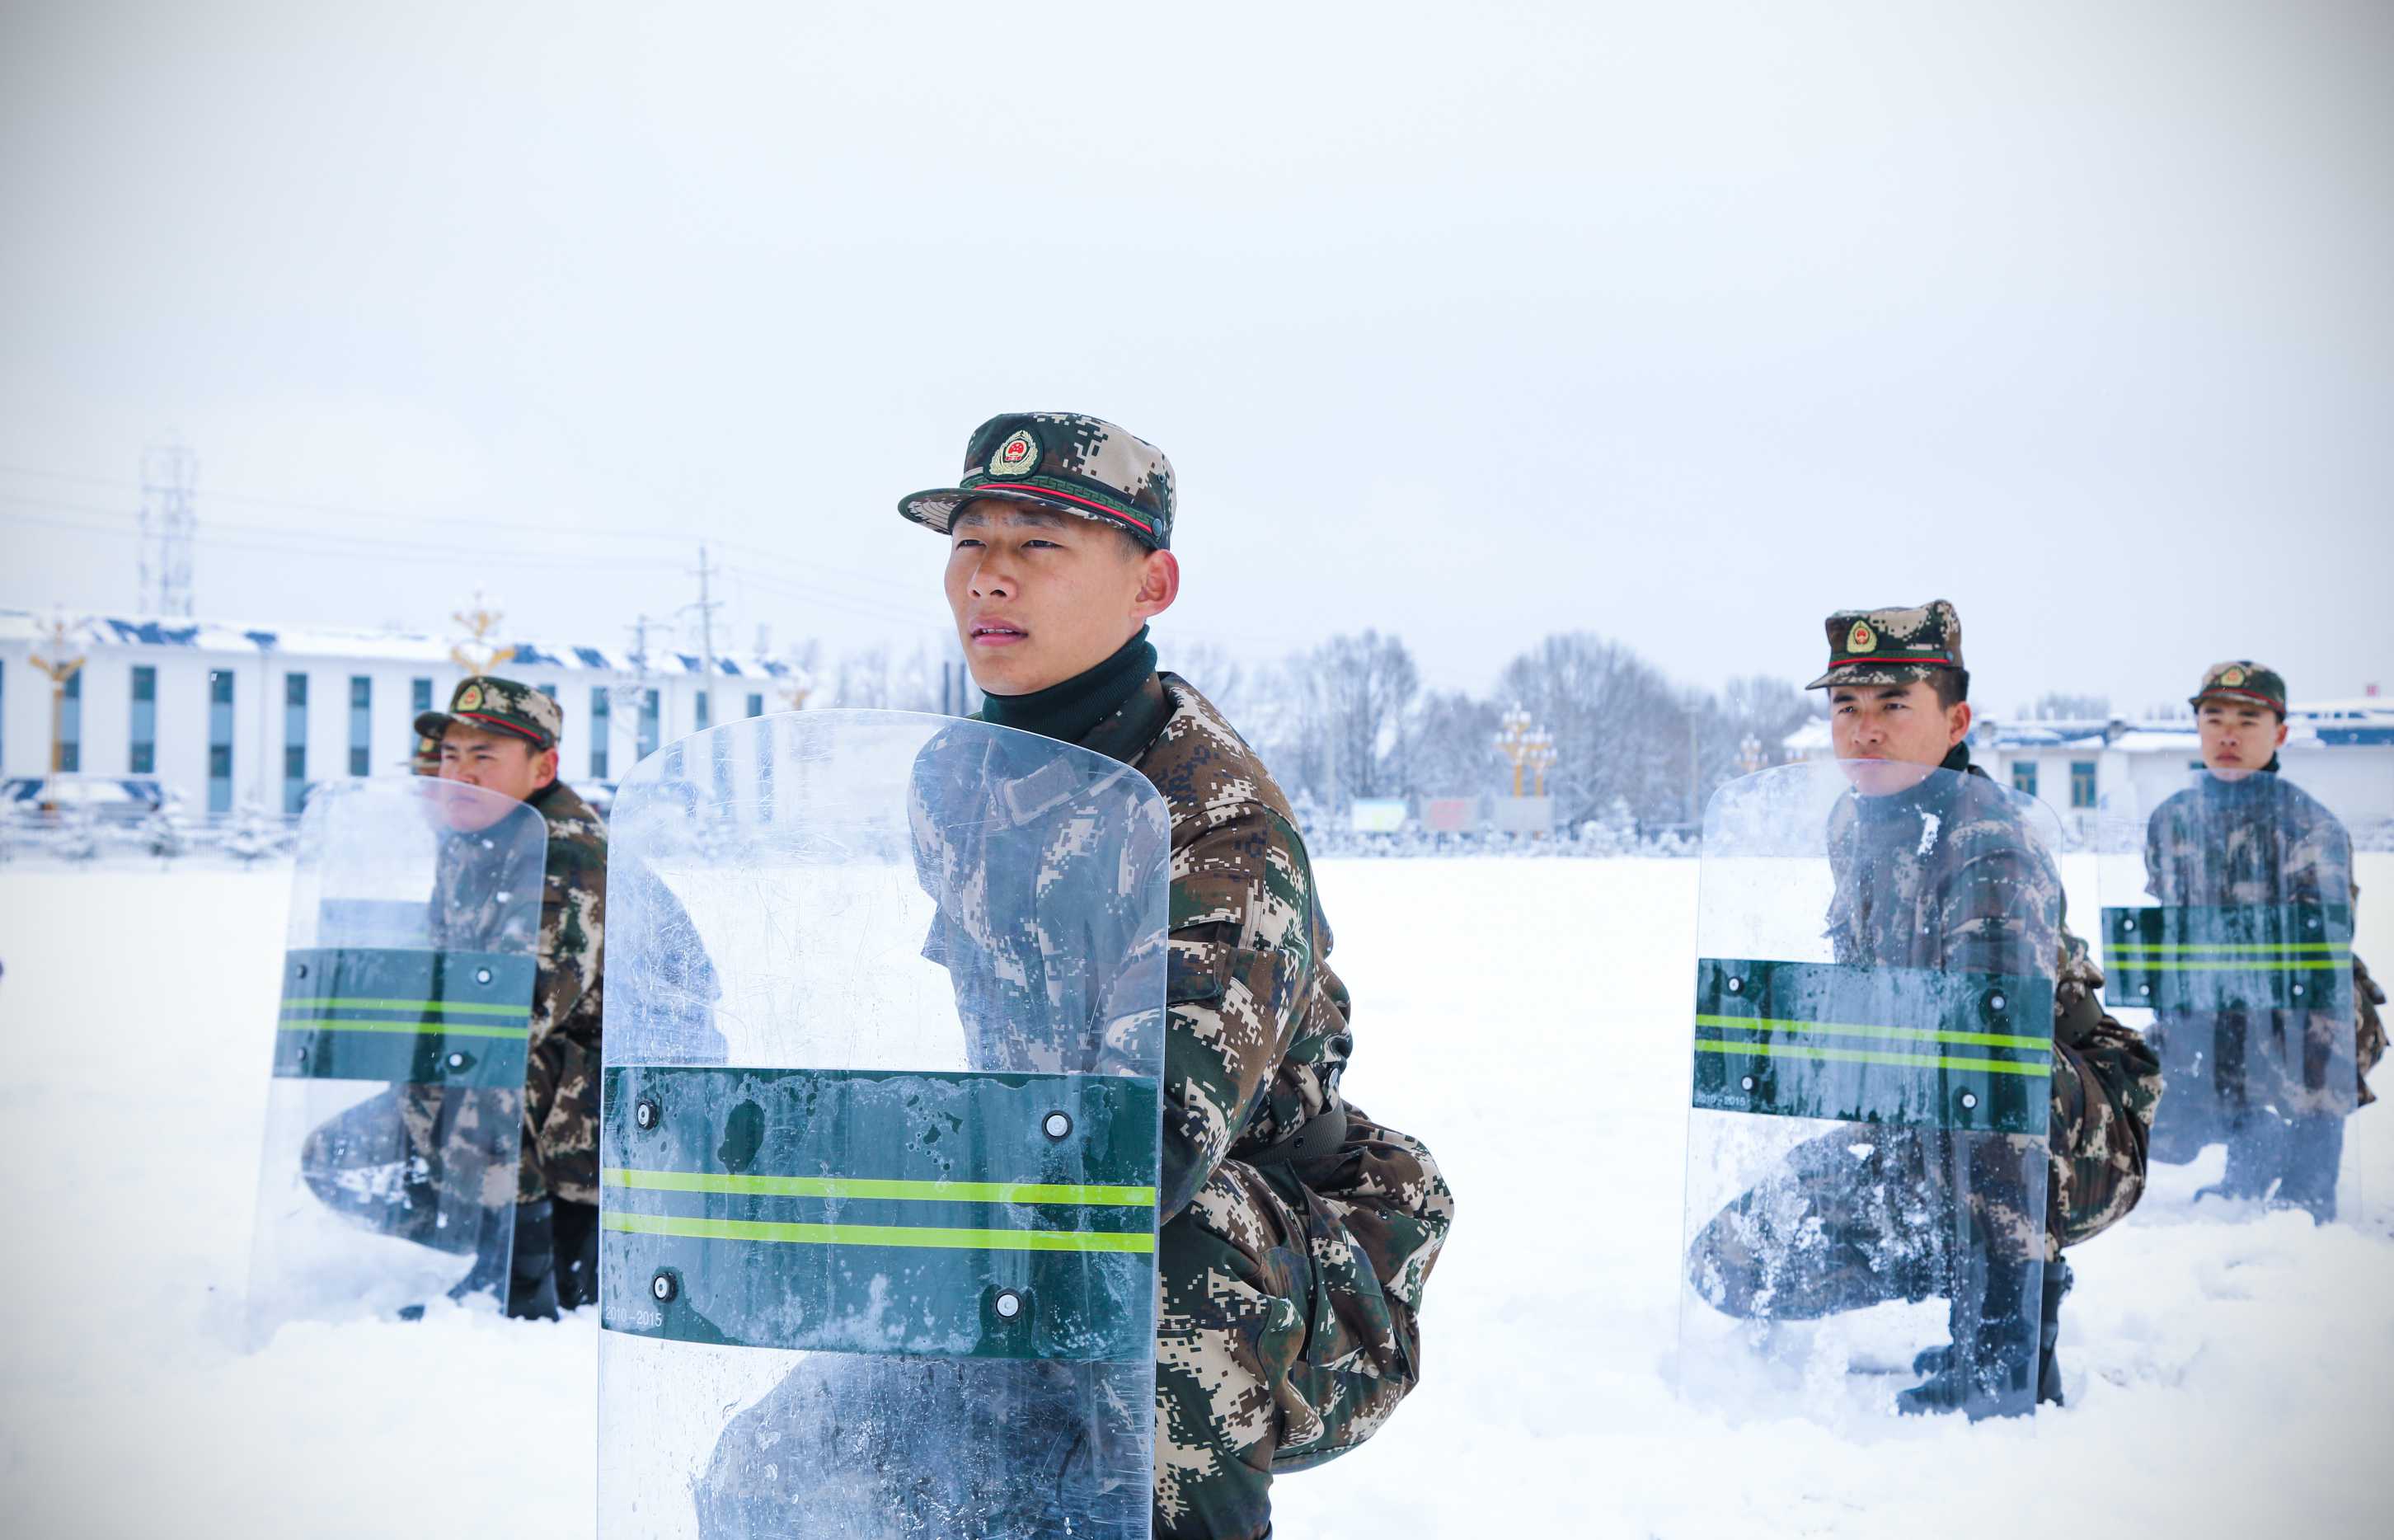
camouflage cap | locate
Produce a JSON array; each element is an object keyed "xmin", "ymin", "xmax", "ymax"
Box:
[
  {"xmin": 898, "ymin": 412, "xmax": 1175, "ymax": 550},
  {"xmin": 413, "ymin": 676, "xmax": 562, "ymax": 752},
  {"xmin": 406, "ymin": 732, "xmax": 442, "ymax": 776},
  {"xmin": 2190, "ymin": 660, "xmax": 2287, "ymax": 716},
  {"xmin": 1805, "ymin": 599, "xmax": 1966, "ymax": 690}
]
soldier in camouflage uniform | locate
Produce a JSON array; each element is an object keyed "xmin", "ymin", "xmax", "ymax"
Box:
[
  {"xmin": 303, "ymin": 677, "xmax": 608, "ymax": 1317},
  {"xmin": 2139, "ymin": 661, "xmax": 2386, "ymax": 1218},
  {"xmin": 895, "ymin": 415, "xmax": 1453, "ymax": 1537},
  {"xmin": 1688, "ymin": 601, "xmax": 2160, "ymax": 1416}
]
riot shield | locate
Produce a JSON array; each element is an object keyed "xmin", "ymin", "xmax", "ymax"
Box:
[
  {"xmin": 599, "ymin": 711, "xmax": 1170, "ymax": 1540},
  {"xmin": 1678, "ymin": 760, "xmax": 2061, "ymax": 1422},
  {"xmin": 2098, "ymin": 765, "xmax": 2362, "ymax": 1219},
  {"xmin": 246, "ymin": 777, "xmax": 546, "ymax": 1343}
]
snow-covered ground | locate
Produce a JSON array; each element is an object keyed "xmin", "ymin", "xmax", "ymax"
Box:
[{"xmin": 2, "ymin": 857, "xmax": 2390, "ymax": 1538}]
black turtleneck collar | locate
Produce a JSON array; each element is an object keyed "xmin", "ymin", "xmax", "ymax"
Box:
[{"xmin": 977, "ymin": 627, "xmax": 1157, "ymax": 748}]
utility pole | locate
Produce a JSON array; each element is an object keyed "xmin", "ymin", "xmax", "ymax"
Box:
[
  {"xmin": 29, "ymin": 615, "xmax": 87, "ymax": 793},
  {"xmin": 682, "ymin": 546, "xmax": 722, "ymax": 731},
  {"xmin": 139, "ymin": 445, "xmax": 197, "ymax": 617}
]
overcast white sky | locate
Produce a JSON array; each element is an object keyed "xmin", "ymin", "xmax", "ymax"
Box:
[{"xmin": 3, "ymin": 1, "xmax": 2389, "ymax": 715}]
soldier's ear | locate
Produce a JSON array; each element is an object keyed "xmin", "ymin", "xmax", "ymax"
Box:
[
  {"xmin": 1131, "ymin": 548, "xmax": 1179, "ymax": 622},
  {"xmin": 1947, "ymin": 699, "xmax": 1974, "ymax": 748},
  {"xmin": 534, "ymin": 745, "xmax": 560, "ymax": 789}
]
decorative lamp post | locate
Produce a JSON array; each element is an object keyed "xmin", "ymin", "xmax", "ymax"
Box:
[
  {"xmin": 449, "ymin": 589, "xmax": 516, "ymax": 675},
  {"xmin": 1526, "ymin": 730, "xmax": 1556, "ymax": 797},
  {"xmin": 29, "ymin": 613, "xmax": 87, "ymax": 791},
  {"xmin": 1492, "ymin": 705, "xmax": 1535, "ymax": 796}
]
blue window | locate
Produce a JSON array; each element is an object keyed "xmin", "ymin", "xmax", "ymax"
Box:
[
  {"xmin": 589, "ymin": 688, "xmax": 611, "ymax": 781},
  {"xmin": 411, "ymin": 677, "xmax": 433, "ymax": 715},
  {"xmin": 694, "ymin": 691, "xmax": 711, "ymax": 733},
  {"xmin": 59, "ymin": 667, "xmax": 82, "ymax": 772},
  {"xmin": 284, "ymin": 673, "xmax": 309, "ymax": 815},
  {"xmin": 637, "ymin": 689, "xmax": 660, "ymax": 760},
  {"xmin": 129, "ymin": 666, "xmax": 157, "ymax": 774},
  {"xmin": 746, "ymin": 692, "xmax": 763, "ymax": 718},
  {"xmin": 349, "ymin": 676, "xmax": 372, "ymax": 776},
  {"xmin": 209, "ymin": 669, "xmax": 235, "ymax": 813},
  {"xmin": 2010, "ymin": 762, "xmax": 2037, "ymax": 798},
  {"xmin": 2069, "ymin": 761, "xmax": 2097, "ymax": 810}
]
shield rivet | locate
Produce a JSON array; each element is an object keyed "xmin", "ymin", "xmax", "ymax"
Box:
[
  {"xmin": 1726, "ymin": 977, "xmax": 1744, "ymax": 995},
  {"xmin": 651, "ymin": 1272, "xmax": 677, "ymax": 1303},
  {"xmin": 293, "ymin": 961, "xmax": 311, "ymax": 980},
  {"xmin": 446, "ymin": 1052, "xmax": 467, "ymax": 1071},
  {"xmin": 1960, "ymin": 1092, "xmax": 1979, "ymax": 1110},
  {"xmin": 1739, "ymin": 1075, "xmax": 1756, "ymax": 1092},
  {"xmin": 993, "ymin": 1289, "xmax": 1024, "ymax": 1321},
  {"xmin": 475, "ymin": 967, "xmax": 494, "ymax": 986},
  {"xmin": 1988, "ymin": 993, "xmax": 2007, "ymax": 1013},
  {"xmin": 1042, "ymin": 1111, "xmax": 1073, "ymax": 1141},
  {"xmin": 2139, "ymin": 984, "xmax": 2153, "ymax": 998},
  {"xmin": 2120, "ymin": 916, "xmax": 2134, "ymax": 933},
  {"xmin": 635, "ymin": 1098, "xmax": 660, "ymax": 1131},
  {"xmin": 2292, "ymin": 984, "xmax": 2306, "ymax": 999}
]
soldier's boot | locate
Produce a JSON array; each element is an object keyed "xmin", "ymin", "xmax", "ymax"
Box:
[
  {"xmin": 1897, "ymin": 1261, "xmax": 2040, "ymax": 1421},
  {"xmin": 2201, "ymin": 1111, "xmax": 2288, "ymax": 1204},
  {"xmin": 553, "ymin": 1199, "xmax": 600, "ymax": 1312},
  {"xmin": 2034, "ymin": 1257, "xmax": 2071, "ymax": 1409},
  {"xmin": 2271, "ymin": 1115, "xmax": 2344, "ymax": 1223},
  {"xmin": 503, "ymin": 1199, "xmax": 561, "ymax": 1322}
]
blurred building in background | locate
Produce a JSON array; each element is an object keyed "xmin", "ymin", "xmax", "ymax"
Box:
[{"xmin": 0, "ymin": 607, "xmax": 803, "ymax": 816}]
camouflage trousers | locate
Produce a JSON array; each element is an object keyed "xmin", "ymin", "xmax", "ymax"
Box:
[
  {"xmin": 692, "ymin": 1108, "xmax": 1448, "ymax": 1540},
  {"xmin": 297, "ymin": 1025, "xmax": 601, "ymax": 1231},
  {"xmin": 1689, "ymin": 1023, "xmax": 2161, "ymax": 1320}
]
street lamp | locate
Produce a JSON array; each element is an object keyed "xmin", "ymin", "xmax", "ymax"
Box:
[
  {"xmin": 28, "ymin": 613, "xmax": 87, "ymax": 798},
  {"xmin": 1492, "ymin": 705, "xmax": 1535, "ymax": 796}
]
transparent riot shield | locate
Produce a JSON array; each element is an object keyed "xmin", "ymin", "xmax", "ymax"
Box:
[
  {"xmin": 2098, "ymin": 765, "xmax": 2362, "ymax": 1220},
  {"xmin": 1679, "ymin": 761, "xmax": 2061, "ymax": 1422},
  {"xmin": 246, "ymin": 777, "xmax": 546, "ymax": 1343},
  {"xmin": 599, "ymin": 711, "xmax": 1170, "ymax": 1540}
]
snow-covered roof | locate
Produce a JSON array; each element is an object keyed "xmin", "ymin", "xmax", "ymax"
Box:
[{"xmin": 0, "ymin": 607, "xmax": 794, "ymax": 679}]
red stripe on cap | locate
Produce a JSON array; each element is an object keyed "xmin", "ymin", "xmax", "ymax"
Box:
[
  {"xmin": 2197, "ymin": 687, "xmax": 2284, "ymax": 709},
  {"xmin": 988, "ymin": 484, "xmax": 1154, "ymax": 533},
  {"xmin": 458, "ymin": 710, "xmax": 551, "ymax": 745},
  {"xmin": 1828, "ymin": 655, "xmax": 1956, "ymax": 669}
]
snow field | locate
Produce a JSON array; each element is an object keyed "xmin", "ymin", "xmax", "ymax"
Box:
[{"xmin": 1, "ymin": 857, "xmax": 2390, "ymax": 1538}]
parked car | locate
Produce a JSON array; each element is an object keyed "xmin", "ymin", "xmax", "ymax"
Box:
[{"xmin": 1, "ymin": 776, "xmax": 167, "ymax": 825}]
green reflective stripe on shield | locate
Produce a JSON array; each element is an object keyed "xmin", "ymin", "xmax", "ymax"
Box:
[
  {"xmin": 280, "ymin": 996, "xmax": 531, "ymax": 1016},
  {"xmin": 2109, "ymin": 943, "xmax": 2346, "ymax": 955},
  {"xmin": 1693, "ymin": 1013, "xmax": 2047, "ymax": 1052},
  {"xmin": 604, "ymin": 1167, "xmax": 1155, "ymax": 1208},
  {"xmin": 1694, "ymin": 1038, "xmax": 2051, "ymax": 1078},
  {"xmin": 279, "ymin": 1018, "xmax": 532, "ymax": 1040},
  {"xmin": 2107, "ymin": 960, "xmax": 2343, "ymax": 971},
  {"xmin": 603, "ymin": 1209, "xmax": 1157, "ymax": 1254}
]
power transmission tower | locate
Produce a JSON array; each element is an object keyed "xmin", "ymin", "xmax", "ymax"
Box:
[
  {"xmin": 683, "ymin": 544, "xmax": 721, "ymax": 677},
  {"xmin": 139, "ymin": 444, "xmax": 198, "ymax": 617}
]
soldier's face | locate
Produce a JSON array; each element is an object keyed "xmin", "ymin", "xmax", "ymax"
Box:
[
  {"xmin": 1829, "ymin": 680, "xmax": 1972, "ymax": 794},
  {"xmin": 2198, "ymin": 700, "xmax": 2287, "ymax": 779},
  {"xmin": 437, "ymin": 724, "xmax": 558, "ymax": 825},
  {"xmin": 945, "ymin": 500, "xmax": 1178, "ymax": 696}
]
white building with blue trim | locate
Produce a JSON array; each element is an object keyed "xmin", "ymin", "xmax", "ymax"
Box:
[{"xmin": 0, "ymin": 608, "xmax": 812, "ymax": 815}]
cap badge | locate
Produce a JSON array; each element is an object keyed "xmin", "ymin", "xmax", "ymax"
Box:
[
  {"xmin": 988, "ymin": 430, "xmax": 1039, "ymax": 479},
  {"xmin": 456, "ymin": 683, "xmax": 485, "ymax": 711},
  {"xmin": 1847, "ymin": 621, "xmax": 1877, "ymax": 655},
  {"xmin": 2221, "ymin": 666, "xmax": 2247, "ymax": 688}
]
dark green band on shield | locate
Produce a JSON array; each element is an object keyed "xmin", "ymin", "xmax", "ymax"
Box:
[
  {"xmin": 1692, "ymin": 957, "xmax": 2053, "ymax": 1134},
  {"xmin": 274, "ymin": 946, "xmax": 536, "ymax": 1089},
  {"xmin": 2101, "ymin": 904, "xmax": 2353, "ymax": 1015},
  {"xmin": 599, "ymin": 1065, "xmax": 1162, "ymax": 1361}
]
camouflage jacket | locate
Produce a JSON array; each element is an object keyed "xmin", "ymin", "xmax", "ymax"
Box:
[
  {"xmin": 918, "ymin": 672, "xmax": 1453, "ymax": 1353},
  {"xmin": 2143, "ymin": 770, "xmax": 2383, "ymax": 1104},
  {"xmin": 1826, "ymin": 763, "xmax": 2160, "ymax": 1251}
]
